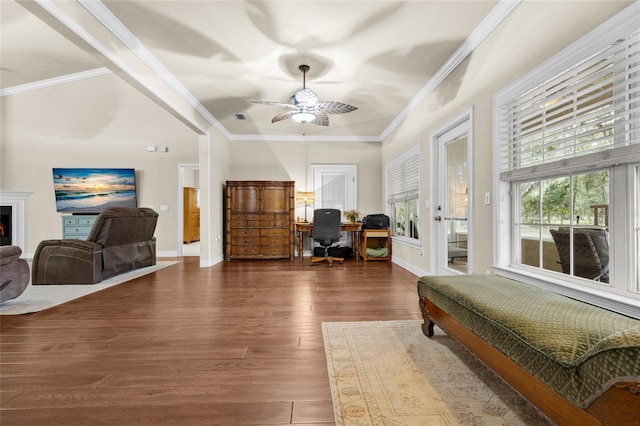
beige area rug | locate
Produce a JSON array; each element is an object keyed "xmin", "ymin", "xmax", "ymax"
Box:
[
  {"xmin": 323, "ymin": 320, "xmax": 551, "ymax": 426},
  {"xmin": 0, "ymin": 261, "xmax": 177, "ymax": 315}
]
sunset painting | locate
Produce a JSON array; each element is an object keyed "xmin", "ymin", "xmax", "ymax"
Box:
[{"xmin": 53, "ymin": 168, "xmax": 137, "ymax": 213}]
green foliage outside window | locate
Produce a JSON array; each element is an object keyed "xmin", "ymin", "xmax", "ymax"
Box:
[{"xmin": 520, "ymin": 171, "xmax": 608, "ymax": 227}]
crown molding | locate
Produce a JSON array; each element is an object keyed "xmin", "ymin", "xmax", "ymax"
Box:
[
  {"xmin": 227, "ymin": 133, "xmax": 383, "ymax": 143},
  {"xmin": 76, "ymin": 0, "xmax": 216, "ymax": 136},
  {"xmin": 380, "ymin": 0, "xmax": 521, "ymax": 141},
  {"xmin": 6, "ymin": 0, "xmax": 519, "ymax": 143},
  {"xmin": 20, "ymin": 0, "xmax": 209, "ymax": 134},
  {"xmin": 0, "ymin": 67, "xmax": 111, "ymax": 97}
]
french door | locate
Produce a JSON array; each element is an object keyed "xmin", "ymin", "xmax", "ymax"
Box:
[{"xmin": 433, "ymin": 110, "xmax": 473, "ymax": 274}]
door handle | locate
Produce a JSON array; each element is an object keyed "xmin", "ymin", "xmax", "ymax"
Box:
[{"xmin": 434, "ymin": 216, "xmax": 442, "ymax": 222}]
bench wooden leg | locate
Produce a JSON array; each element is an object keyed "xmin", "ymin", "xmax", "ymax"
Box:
[{"xmin": 419, "ymin": 296, "xmax": 435, "ymax": 337}]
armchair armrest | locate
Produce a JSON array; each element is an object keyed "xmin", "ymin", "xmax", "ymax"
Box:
[{"xmin": 32, "ymin": 239, "xmax": 103, "ymax": 284}]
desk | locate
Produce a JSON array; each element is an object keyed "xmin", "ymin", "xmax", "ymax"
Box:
[{"xmin": 295, "ymin": 222, "xmax": 362, "ymax": 262}]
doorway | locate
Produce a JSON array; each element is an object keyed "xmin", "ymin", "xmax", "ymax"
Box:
[
  {"xmin": 179, "ymin": 163, "xmax": 200, "ymax": 257},
  {"xmin": 432, "ymin": 109, "xmax": 473, "ymax": 274},
  {"xmin": 310, "ymin": 164, "xmax": 357, "ymax": 251}
]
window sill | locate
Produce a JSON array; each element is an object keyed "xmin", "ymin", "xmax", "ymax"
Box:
[
  {"xmin": 391, "ymin": 236, "xmax": 421, "ymax": 249},
  {"xmin": 494, "ymin": 266, "xmax": 640, "ymax": 320}
]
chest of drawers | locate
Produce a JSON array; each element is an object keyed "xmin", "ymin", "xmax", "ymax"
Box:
[
  {"xmin": 225, "ymin": 181, "xmax": 295, "ymax": 260},
  {"xmin": 62, "ymin": 215, "xmax": 98, "ymax": 240}
]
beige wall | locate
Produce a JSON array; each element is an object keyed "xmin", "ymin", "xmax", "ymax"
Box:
[
  {"xmin": 229, "ymin": 140, "xmax": 383, "ymax": 220},
  {"xmin": 382, "ymin": 1, "xmax": 631, "ymax": 275},
  {"xmin": 0, "ymin": 73, "xmax": 200, "ymax": 256},
  {"xmin": 1, "ymin": 0, "xmax": 630, "ymax": 272}
]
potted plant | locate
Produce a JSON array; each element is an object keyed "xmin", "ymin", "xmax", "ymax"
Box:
[{"xmin": 344, "ymin": 209, "xmax": 361, "ymax": 222}]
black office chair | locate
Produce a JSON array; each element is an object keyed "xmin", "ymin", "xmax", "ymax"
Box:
[{"xmin": 310, "ymin": 209, "xmax": 344, "ymax": 267}]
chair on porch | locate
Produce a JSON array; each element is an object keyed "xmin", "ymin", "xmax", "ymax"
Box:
[{"xmin": 550, "ymin": 228, "xmax": 609, "ymax": 283}]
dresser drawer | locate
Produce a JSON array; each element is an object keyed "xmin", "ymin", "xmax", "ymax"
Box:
[
  {"xmin": 246, "ymin": 219, "xmax": 263, "ymax": 227},
  {"xmin": 274, "ymin": 214, "xmax": 290, "ymax": 227},
  {"xmin": 260, "ymin": 245, "xmax": 290, "ymax": 256},
  {"xmin": 65, "ymin": 226, "xmax": 93, "ymax": 235},
  {"xmin": 77, "ymin": 217, "xmax": 97, "ymax": 226},
  {"xmin": 260, "ymin": 236, "xmax": 289, "ymax": 246},
  {"xmin": 231, "ymin": 246, "xmax": 261, "ymax": 256},
  {"xmin": 233, "ymin": 236, "xmax": 259, "ymax": 246},
  {"xmin": 260, "ymin": 228, "xmax": 289, "ymax": 237},
  {"xmin": 63, "ymin": 217, "xmax": 78, "ymax": 225},
  {"xmin": 231, "ymin": 228, "xmax": 260, "ymax": 238}
]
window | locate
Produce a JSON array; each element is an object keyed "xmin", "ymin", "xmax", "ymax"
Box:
[
  {"xmin": 386, "ymin": 146, "xmax": 420, "ymax": 243},
  {"xmin": 494, "ymin": 5, "xmax": 640, "ymax": 315},
  {"xmin": 516, "ymin": 171, "xmax": 610, "ymax": 280}
]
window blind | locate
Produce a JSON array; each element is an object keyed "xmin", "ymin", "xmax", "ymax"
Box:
[
  {"xmin": 386, "ymin": 146, "xmax": 420, "ymax": 203},
  {"xmin": 499, "ymin": 29, "xmax": 639, "ymax": 180}
]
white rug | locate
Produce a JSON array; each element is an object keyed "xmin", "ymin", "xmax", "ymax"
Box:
[{"xmin": 0, "ymin": 261, "xmax": 177, "ymax": 315}]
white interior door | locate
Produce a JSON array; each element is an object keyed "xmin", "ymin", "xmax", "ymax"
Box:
[
  {"xmin": 312, "ymin": 165, "xmax": 357, "ymax": 215},
  {"xmin": 312, "ymin": 165, "xmax": 357, "ymax": 248},
  {"xmin": 432, "ymin": 111, "xmax": 473, "ymax": 274}
]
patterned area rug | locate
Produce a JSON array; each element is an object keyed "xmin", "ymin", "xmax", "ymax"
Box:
[
  {"xmin": 0, "ymin": 261, "xmax": 178, "ymax": 315},
  {"xmin": 322, "ymin": 320, "xmax": 551, "ymax": 425}
]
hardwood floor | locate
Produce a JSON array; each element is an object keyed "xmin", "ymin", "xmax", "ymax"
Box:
[{"xmin": 0, "ymin": 257, "xmax": 421, "ymax": 425}]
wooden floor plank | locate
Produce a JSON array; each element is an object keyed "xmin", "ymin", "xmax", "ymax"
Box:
[
  {"xmin": 1, "ymin": 257, "xmax": 420, "ymax": 424},
  {"xmin": 1, "ymin": 384, "xmax": 331, "ymax": 409}
]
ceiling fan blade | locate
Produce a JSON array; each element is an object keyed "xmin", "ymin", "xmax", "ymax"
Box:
[
  {"xmin": 251, "ymin": 100, "xmax": 297, "ymax": 109},
  {"xmin": 271, "ymin": 110, "xmax": 298, "ymax": 123},
  {"xmin": 315, "ymin": 101, "xmax": 358, "ymax": 114},
  {"xmin": 293, "ymin": 88, "xmax": 320, "ymax": 107},
  {"xmin": 309, "ymin": 110, "xmax": 329, "ymax": 126}
]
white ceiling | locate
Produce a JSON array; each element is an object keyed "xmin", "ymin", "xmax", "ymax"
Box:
[{"xmin": 1, "ymin": 0, "xmax": 510, "ymax": 141}]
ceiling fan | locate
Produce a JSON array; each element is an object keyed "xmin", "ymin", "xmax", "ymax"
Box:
[{"xmin": 251, "ymin": 65, "xmax": 357, "ymax": 126}]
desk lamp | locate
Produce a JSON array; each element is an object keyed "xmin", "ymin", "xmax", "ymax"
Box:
[{"xmin": 296, "ymin": 192, "xmax": 315, "ymax": 222}]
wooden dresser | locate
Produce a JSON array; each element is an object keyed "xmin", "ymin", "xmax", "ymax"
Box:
[
  {"xmin": 183, "ymin": 187, "xmax": 200, "ymax": 243},
  {"xmin": 225, "ymin": 181, "xmax": 295, "ymax": 260}
]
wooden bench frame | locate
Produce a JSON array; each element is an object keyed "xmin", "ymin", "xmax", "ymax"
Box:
[{"xmin": 419, "ymin": 296, "xmax": 640, "ymax": 425}]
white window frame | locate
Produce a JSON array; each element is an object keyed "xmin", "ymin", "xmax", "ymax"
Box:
[
  {"xmin": 493, "ymin": 3, "xmax": 640, "ymax": 319},
  {"xmin": 386, "ymin": 146, "xmax": 421, "ymax": 246}
]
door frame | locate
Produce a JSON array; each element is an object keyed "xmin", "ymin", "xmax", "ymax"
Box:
[
  {"xmin": 309, "ymin": 164, "xmax": 357, "ymax": 253},
  {"xmin": 177, "ymin": 163, "xmax": 200, "ymax": 257},
  {"xmin": 430, "ymin": 107, "xmax": 474, "ymax": 275}
]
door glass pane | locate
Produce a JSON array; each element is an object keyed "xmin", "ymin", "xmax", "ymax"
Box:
[
  {"xmin": 408, "ymin": 198, "xmax": 419, "ymax": 239},
  {"xmin": 635, "ymin": 166, "xmax": 640, "ymax": 293},
  {"xmin": 445, "ymin": 136, "xmax": 468, "ymax": 273},
  {"xmin": 319, "ymin": 174, "xmax": 346, "ymax": 212}
]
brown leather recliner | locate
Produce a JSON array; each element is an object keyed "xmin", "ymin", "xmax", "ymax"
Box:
[
  {"xmin": 32, "ymin": 207, "xmax": 158, "ymax": 285},
  {"xmin": 0, "ymin": 246, "xmax": 30, "ymax": 302}
]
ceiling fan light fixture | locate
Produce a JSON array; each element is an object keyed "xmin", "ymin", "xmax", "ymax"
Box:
[
  {"xmin": 251, "ymin": 64, "xmax": 356, "ymax": 127},
  {"xmin": 291, "ymin": 111, "xmax": 316, "ymax": 123}
]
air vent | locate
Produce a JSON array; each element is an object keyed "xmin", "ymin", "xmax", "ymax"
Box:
[{"xmin": 233, "ymin": 113, "xmax": 247, "ymax": 120}]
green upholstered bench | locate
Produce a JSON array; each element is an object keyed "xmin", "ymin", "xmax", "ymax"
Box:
[{"xmin": 417, "ymin": 274, "xmax": 640, "ymax": 425}]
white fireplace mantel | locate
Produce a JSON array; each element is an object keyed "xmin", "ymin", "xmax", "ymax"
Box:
[{"xmin": 0, "ymin": 190, "xmax": 32, "ymax": 252}]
